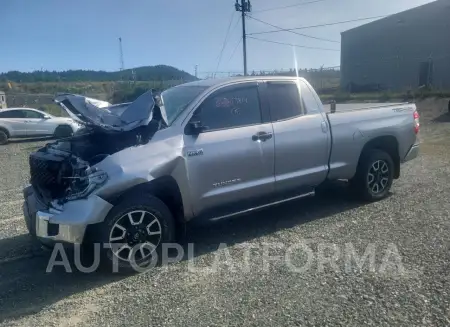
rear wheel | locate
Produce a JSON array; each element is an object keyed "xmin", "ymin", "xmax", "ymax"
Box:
[
  {"xmin": 0, "ymin": 130, "xmax": 9, "ymax": 145},
  {"xmin": 54, "ymin": 125, "xmax": 73, "ymax": 138},
  {"xmin": 350, "ymin": 149, "xmax": 394, "ymax": 201},
  {"xmin": 98, "ymin": 194, "xmax": 175, "ymax": 271}
]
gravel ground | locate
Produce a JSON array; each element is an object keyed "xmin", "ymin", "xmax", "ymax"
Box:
[{"xmin": 0, "ymin": 100, "xmax": 449, "ymax": 326}]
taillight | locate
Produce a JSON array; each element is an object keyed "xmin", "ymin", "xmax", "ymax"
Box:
[{"xmin": 413, "ymin": 110, "xmax": 420, "ymax": 134}]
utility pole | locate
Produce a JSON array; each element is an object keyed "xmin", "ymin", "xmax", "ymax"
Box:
[
  {"xmin": 119, "ymin": 37, "xmax": 125, "ymax": 81},
  {"xmin": 235, "ymin": 0, "xmax": 251, "ymax": 76},
  {"xmin": 131, "ymin": 69, "xmax": 136, "ymax": 85},
  {"xmin": 195, "ymin": 65, "xmax": 198, "ymax": 78}
]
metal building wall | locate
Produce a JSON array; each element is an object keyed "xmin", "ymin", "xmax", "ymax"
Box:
[{"xmin": 341, "ymin": 0, "xmax": 450, "ymax": 91}]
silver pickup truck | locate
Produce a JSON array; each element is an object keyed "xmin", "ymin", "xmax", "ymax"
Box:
[{"xmin": 23, "ymin": 77, "xmax": 420, "ymax": 268}]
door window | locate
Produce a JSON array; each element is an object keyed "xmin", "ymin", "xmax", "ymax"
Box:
[
  {"xmin": 266, "ymin": 82, "xmax": 303, "ymax": 121},
  {"xmin": 22, "ymin": 110, "xmax": 44, "ymax": 119},
  {"xmin": 300, "ymin": 81, "xmax": 322, "ymax": 114},
  {"xmin": 0, "ymin": 110, "xmax": 25, "ymax": 118},
  {"xmin": 194, "ymin": 84, "xmax": 262, "ymax": 131}
]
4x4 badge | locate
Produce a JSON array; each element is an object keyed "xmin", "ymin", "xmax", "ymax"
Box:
[{"xmin": 187, "ymin": 149, "xmax": 204, "ymax": 157}]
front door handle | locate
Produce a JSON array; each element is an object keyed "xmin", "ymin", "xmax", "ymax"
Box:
[{"xmin": 252, "ymin": 131, "xmax": 273, "ymax": 142}]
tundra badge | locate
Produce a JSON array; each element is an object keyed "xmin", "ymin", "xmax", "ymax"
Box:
[{"xmin": 213, "ymin": 178, "xmax": 242, "ymax": 188}]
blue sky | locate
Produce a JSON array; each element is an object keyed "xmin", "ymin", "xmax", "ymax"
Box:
[{"xmin": 1, "ymin": 0, "xmax": 435, "ymax": 77}]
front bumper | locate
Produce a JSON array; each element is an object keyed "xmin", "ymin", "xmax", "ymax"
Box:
[
  {"xmin": 402, "ymin": 144, "xmax": 420, "ymax": 163},
  {"xmin": 23, "ymin": 186, "xmax": 113, "ymax": 244}
]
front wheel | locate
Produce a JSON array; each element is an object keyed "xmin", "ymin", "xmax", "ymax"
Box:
[
  {"xmin": 0, "ymin": 130, "xmax": 8, "ymax": 145},
  {"xmin": 350, "ymin": 149, "xmax": 394, "ymax": 201},
  {"xmin": 98, "ymin": 194, "xmax": 175, "ymax": 271}
]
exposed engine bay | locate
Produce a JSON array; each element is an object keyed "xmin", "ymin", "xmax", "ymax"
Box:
[{"xmin": 29, "ymin": 91, "xmax": 166, "ymax": 206}]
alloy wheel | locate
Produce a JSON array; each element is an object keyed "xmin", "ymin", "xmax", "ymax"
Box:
[
  {"xmin": 109, "ymin": 210, "xmax": 162, "ymax": 262},
  {"xmin": 367, "ymin": 160, "xmax": 390, "ymax": 194}
]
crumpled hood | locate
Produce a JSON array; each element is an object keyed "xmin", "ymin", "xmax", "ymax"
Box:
[{"xmin": 54, "ymin": 90, "xmax": 165, "ymax": 132}]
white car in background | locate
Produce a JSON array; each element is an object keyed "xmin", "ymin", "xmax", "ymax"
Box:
[{"xmin": 0, "ymin": 108, "xmax": 81, "ymax": 145}]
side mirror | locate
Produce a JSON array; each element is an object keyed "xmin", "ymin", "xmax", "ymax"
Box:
[
  {"xmin": 187, "ymin": 120, "xmax": 206, "ymax": 135},
  {"xmin": 43, "ymin": 115, "xmax": 51, "ymax": 119}
]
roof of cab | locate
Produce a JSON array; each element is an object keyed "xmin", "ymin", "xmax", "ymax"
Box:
[{"xmin": 174, "ymin": 76, "xmax": 305, "ymax": 89}]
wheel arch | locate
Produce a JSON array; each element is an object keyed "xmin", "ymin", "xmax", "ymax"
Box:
[
  {"xmin": 0, "ymin": 126, "xmax": 11, "ymax": 138},
  {"xmin": 54, "ymin": 124, "xmax": 74, "ymax": 134},
  {"xmin": 106, "ymin": 176, "xmax": 185, "ymax": 222},
  {"xmin": 359, "ymin": 135, "xmax": 400, "ymax": 179}
]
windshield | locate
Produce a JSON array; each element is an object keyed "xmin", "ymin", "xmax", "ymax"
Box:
[{"xmin": 160, "ymin": 85, "xmax": 207, "ymax": 125}]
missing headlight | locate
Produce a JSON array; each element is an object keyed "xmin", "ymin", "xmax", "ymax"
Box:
[{"xmin": 64, "ymin": 168, "xmax": 108, "ymax": 202}]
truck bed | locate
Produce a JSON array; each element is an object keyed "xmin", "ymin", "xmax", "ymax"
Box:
[
  {"xmin": 323, "ymin": 102, "xmax": 408, "ymax": 113},
  {"xmin": 324, "ymin": 101, "xmax": 418, "ymax": 181}
]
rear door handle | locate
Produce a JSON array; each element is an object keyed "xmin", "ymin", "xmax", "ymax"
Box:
[{"xmin": 252, "ymin": 131, "xmax": 273, "ymax": 142}]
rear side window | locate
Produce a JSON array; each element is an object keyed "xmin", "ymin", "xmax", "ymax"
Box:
[
  {"xmin": 0, "ymin": 110, "xmax": 25, "ymax": 118},
  {"xmin": 196, "ymin": 84, "xmax": 262, "ymax": 131},
  {"xmin": 300, "ymin": 81, "xmax": 321, "ymax": 114},
  {"xmin": 266, "ymin": 83, "xmax": 302, "ymax": 121}
]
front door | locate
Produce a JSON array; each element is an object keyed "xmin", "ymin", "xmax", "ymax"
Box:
[
  {"xmin": 21, "ymin": 110, "xmax": 55, "ymax": 136},
  {"xmin": 183, "ymin": 82, "xmax": 275, "ymax": 218}
]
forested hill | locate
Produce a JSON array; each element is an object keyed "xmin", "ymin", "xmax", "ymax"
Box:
[{"xmin": 0, "ymin": 65, "xmax": 197, "ymax": 83}]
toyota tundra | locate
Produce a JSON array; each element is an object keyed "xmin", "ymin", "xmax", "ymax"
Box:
[{"xmin": 22, "ymin": 77, "xmax": 420, "ymax": 268}]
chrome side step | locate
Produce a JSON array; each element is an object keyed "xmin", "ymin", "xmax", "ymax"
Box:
[{"xmin": 210, "ymin": 190, "xmax": 315, "ymax": 222}]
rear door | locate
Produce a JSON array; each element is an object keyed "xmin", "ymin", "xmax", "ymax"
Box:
[
  {"xmin": 265, "ymin": 80, "xmax": 330, "ymax": 195},
  {"xmin": 183, "ymin": 82, "xmax": 275, "ymax": 218},
  {"xmin": 0, "ymin": 110, "xmax": 28, "ymax": 137}
]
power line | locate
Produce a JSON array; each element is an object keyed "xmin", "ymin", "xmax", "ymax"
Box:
[
  {"xmin": 252, "ymin": 0, "xmax": 328, "ymax": 13},
  {"xmin": 246, "ymin": 14, "xmax": 340, "ymax": 43},
  {"xmin": 230, "ymin": 14, "xmax": 241, "ymax": 38},
  {"xmin": 248, "ymin": 15, "xmax": 389, "ymax": 35},
  {"xmin": 227, "ymin": 37, "xmax": 243, "ymax": 64},
  {"xmin": 215, "ymin": 11, "xmax": 237, "ymax": 76},
  {"xmin": 247, "ymin": 36, "xmax": 340, "ymax": 51}
]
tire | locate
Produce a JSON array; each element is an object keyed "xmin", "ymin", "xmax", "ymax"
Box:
[
  {"xmin": 350, "ymin": 149, "xmax": 394, "ymax": 202},
  {"xmin": 0, "ymin": 130, "xmax": 9, "ymax": 145},
  {"xmin": 97, "ymin": 194, "xmax": 175, "ymax": 272},
  {"xmin": 54, "ymin": 125, "xmax": 73, "ymax": 138}
]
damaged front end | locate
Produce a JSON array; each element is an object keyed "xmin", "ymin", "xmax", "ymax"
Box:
[
  {"xmin": 28, "ymin": 90, "xmax": 166, "ymax": 208},
  {"xmin": 23, "ymin": 86, "xmax": 198, "ymax": 245},
  {"xmin": 29, "ymin": 145, "xmax": 108, "ymax": 208}
]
